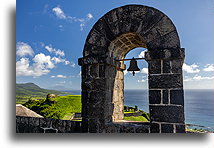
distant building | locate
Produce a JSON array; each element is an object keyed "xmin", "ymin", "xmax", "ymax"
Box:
[{"xmin": 16, "ymin": 104, "xmax": 43, "ymax": 118}]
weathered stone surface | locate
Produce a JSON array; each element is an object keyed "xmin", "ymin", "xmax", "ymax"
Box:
[
  {"xmin": 143, "ymin": 16, "xmax": 176, "ymax": 43},
  {"xmin": 170, "ymin": 89, "xmax": 184, "ymax": 105},
  {"xmin": 163, "ymin": 60, "xmax": 171, "ymax": 73},
  {"xmin": 163, "ymin": 90, "xmax": 169, "ymax": 104},
  {"xmin": 150, "ymin": 123, "xmax": 160, "ymax": 133},
  {"xmin": 105, "ymin": 123, "xmax": 119, "ymax": 133},
  {"xmin": 161, "ymin": 124, "xmax": 174, "ymax": 133},
  {"xmin": 130, "ymin": 6, "xmax": 164, "ymax": 35},
  {"xmin": 88, "ymin": 118, "xmax": 99, "ymax": 133},
  {"xmin": 147, "ymin": 31, "xmax": 180, "ymax": 50},
  {"xmin": 87, "ymin": 103, "xmax": 104, "ymax": 118},
  {"xmin": 176, "ymin": 124, "xmax": 186, "ymax": 133},
  {"xmin": 99, "ymin": 64, "xmax": 105, "ymax": 78},
  {"xmin": 82, "ymin": 78, "xmax": 106, "ymax": 91},
  {"xmin": 145, "ymin": 48, "xmax": 185, "ymax": 60},
  {"xmin": 135, "ymin": 125, "xmax": 150, "ymax": 133},
  {"xmin": 149, "ymin": 105, "xmax": 185, "ymax": 123},
  {"xmin": 79, "ymin": 4, "xmax": 185, "ymax": 133},
  {"xmin": 16, "ymin": 116, "xmax": 82, "ymax": 133},
  {"xmin": 148, "ymin": 60, "xmax": 161, "ymax": 74},
  {"xmin": 81, "ymin": 118, "xmax": 89, "ymax": 133},
  {"xmin": 149, "ymin": 74, "xmax": 183, "ymax": 89},
  {"xmin": 171, "ymin": 59, "xmax": 183, "ymax": 74},
  {"xmin": 119, "ymin": 125, "xmax": 135, "ymax": 133},
  {"xmin": 149, "ymin": 90, "xmax": 161, "ymax": 104}
]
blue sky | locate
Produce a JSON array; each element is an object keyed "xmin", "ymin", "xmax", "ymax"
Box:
[{"xmin": 16, "ymin": 0, "xmax": 214, "ymax": 90}]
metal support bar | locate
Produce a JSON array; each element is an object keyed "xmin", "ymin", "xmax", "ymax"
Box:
[{"xmin": 116, "ymin": 57, "xmax": 145, "ymax": 61}]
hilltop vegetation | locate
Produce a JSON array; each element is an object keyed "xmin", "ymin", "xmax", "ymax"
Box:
[
  {"xmin": 16, "ymin": 82, "xmax": 68, "ymax": 104},
  {"xmin": 24, "ymin": 95, "xmax": 81, "ymax": 119}
]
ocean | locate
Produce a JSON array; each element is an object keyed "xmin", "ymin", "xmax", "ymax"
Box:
[
  {"xmin": 64, "ymin": 89, "xmax": 214, "ymax": 131},
  {"xmin": 124, "ymin": 89, "xmax": 213, "ymax": 131}
]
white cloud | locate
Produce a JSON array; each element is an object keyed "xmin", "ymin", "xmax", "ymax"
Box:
[
  {"xmin": 184, "ymin": 75, "xmax": 214, "ymax": 82},
  {"xmin": 16, "ymin": 42, "xmax": 34, "ymax": 57},
  {"xmin": 16, "ymin": 58, "xmax": 34, "ymax": 76},
  {"xmin": 51, "ymin": 57, "xmax": 64, "ymax": 64},
  {"xmin": 203, "ymin": 64, "xmax": 214, "ymax": 72},
  {"xmin": 45, "ymin": 45, "xmax": 53, "ymax": 52},
  {"xmin": 52, "ymin": 6, "xmax": 93, "ymax": 31},
  {"xmin": 141, "ymin": 68, "xmax": 148, "ymax": 74},
  {"xmin": 193, "ymin": 75, "xmax": 214, "ymax": 80},
  {"xmin": 51, "ymin": 75, "xmax": 66, "ymax": 78},
  {"xmin": 57, "ymin": 75, "xmax": 66, "ymax": 78},
  {"xmin": 138, "ymin": 51, "xmax": 146, "ymax": 58},
  {"xmin": 55, "ymin": 49, "xmax": 65, "ymax": 56},
  {"xmin": 184, "ymin": 76, "xmax": 193, "ymax": 82},
  {"xmin": 137, "ymin": 76, "xmax": 147, "ymax": 83},
  {"xmin": 70, "ymin": 61, "xmax": 75, "ymax": 67},
  {"xmin": 16, "ymin": 53, "xmax": 55, "ymax": 77},
  {"xmin": 33, "ymin": 53, "xmax": 55, "ymax": 69},
  {"xmin": 124, "ymin": 69, "xmax": 128, "ymax": 75},
  {"xmin": 137, "ymin": 79, "xmax": 146, "ymax": 83},
  {"xmin": 52, "ymin": 6, "xmax": 66, "ymax": 19},
  {"xmin": 45, "ymin": 45, "xmax": 65, "ymax": 56},
  {"xmin": 87, "ymin": 13, "xmax": 93, "ymax": 19},
  {"xmin": 65, "ymin": 61, "xmax": 70, "ymax": 65},
  {"xmin": 183, "ymin": 63, "xmax": 200, "ymax": 73}
]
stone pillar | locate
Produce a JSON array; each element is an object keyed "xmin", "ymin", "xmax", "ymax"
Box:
[
  {"xmin": 78, "ymin": 57, "xmax": 125, "ymax": 133},
  {"xmin": 145, "ymin": 48, "xmax": 186, "ymax": 133}
]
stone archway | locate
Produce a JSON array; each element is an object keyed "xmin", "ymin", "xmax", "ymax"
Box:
[{"xmin": 78, "ymin": 5, "xmax": 185, "ymax": 133}]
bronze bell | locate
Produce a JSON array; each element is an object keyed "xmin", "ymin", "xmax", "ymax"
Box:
[{"xmin": 127, "ymin": 57, "xmax": 140, "ymax": 76}]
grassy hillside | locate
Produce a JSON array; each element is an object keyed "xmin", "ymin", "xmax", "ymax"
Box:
[
  {"xmin": 16, "ymin": 82, "xmax": 68, "ymax": 104},
  {"xmin": 24, "ymin": 95, "xmax": 81, "ymax": 119},
  {"xmin": 16, "ymin": 82, "xmax": 66, "ymax": 96}
]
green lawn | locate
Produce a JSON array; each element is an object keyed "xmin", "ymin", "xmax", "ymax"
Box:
[
  {"xmin": 24, "ymin": 95, "xmax": 81, "ymax": 120},
  {"xmin": 124, "ymin": 116, "xmax": 149, "ymax": 122}
]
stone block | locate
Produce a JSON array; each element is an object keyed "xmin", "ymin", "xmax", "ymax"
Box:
[
  {"xmin": 147, "ymin": 31, "xmax": 180, "ymax": 50},
  {"xmin": 135, "ymin": 125, "xmax": 150, "ymax": 133},
  {"xmin": 150, "ymin": 123, "xmax": 160, "ymax": 133},
  {"xmin": 171, "ymin": 59, "xmax": 183, "ymax": 74},
  {"xmin": 88, "ymin": 91, "xmax": 104, "ymax": 104},
  {"xmin": 93, "ymin": 18, "xmax": 115, "ymax": 41},
  {"xmin": 88, "ymin": 118, "xmax": 99, "ymax": 133},
  {"xmin": 149, "ymin": 74, "xmax": 183, "ymax": 89},
  {"xmin": 81, "ymin": 118, "xmax": 89, "ymax": 133},
  {"xmin": 148, "ymin": 60, "xmax": 161, "ymax": 74},
  {"xmin": 163, "ymin": 90, "xmax": 169, "ymax": 104},
  {"xmin": 82, "ymin": 78, "xmax": 106, "ymax": 91},
  {"xmin": 39, "ymin": 118, "xmax": 52, "ymax": 128},
  {"xmin": 149, "ymin": 105, "xmax": 184, "ymax": 123},
  {"xmin": 89, "ymin": 64, "xmax": 99, "ymax": 78},
  {"xmin": 87, "ymin": 103, "xmax": 104, "ymax": 118},
  {"xmin": 176, "ymin": 124, "xmax": 186, "ymax": 133},
  {"xmin": 149, "ymin": 90, "xmax": 161, "ymax": 104},
  {"xmin": 163, "ymin": 60, "xmax": 171, "ymax": 73},
  {"xmin": 119, "ymin": 125, "xmax": 135, "ymax": 133},
  {"xmin": 105, "ymin": 123, "xmax": 118, "ymax": 133},
  {"xmin": 161, "ymin": 124, "xmax": 174, "ymax": 133},
  {"xmin": 170, "ymin": 89, "xmax": 184, "ymax": 106},
  {"xmin": 74, "ymin": 121, "xmax": 82, "ymax": 133},
  {"xmin": 99, "ymin": 64, "xmax": 105, "ymax": 78},
  {"xmin": 145, "ymin": 48, "xmax": 184, "ymax": 60},
  {"xmin": 131, "ymin": 6, "xmax": 164, "ymax": 35}
]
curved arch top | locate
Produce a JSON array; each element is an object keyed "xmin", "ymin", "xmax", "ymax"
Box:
[
  {"xmin": 83, "ymin": 4, "xmax": 180, "ymax": 57},
  {"xmin": 79, "ymin": 5, "xmax": 185, "ymax": 133}
]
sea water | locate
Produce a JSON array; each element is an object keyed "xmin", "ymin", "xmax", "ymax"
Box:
[
  {"xmin": 65, "ymin": 89, "xmax": 214, "ymax": 130},
  {"xmin": 124, "ymin": 89, "xmax": 213, "ymax": 131}
]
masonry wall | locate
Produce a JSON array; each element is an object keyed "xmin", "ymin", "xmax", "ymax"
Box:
[{"xmin": 16, "ymin": 116, "xmax": 81, "ymax": 133}]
